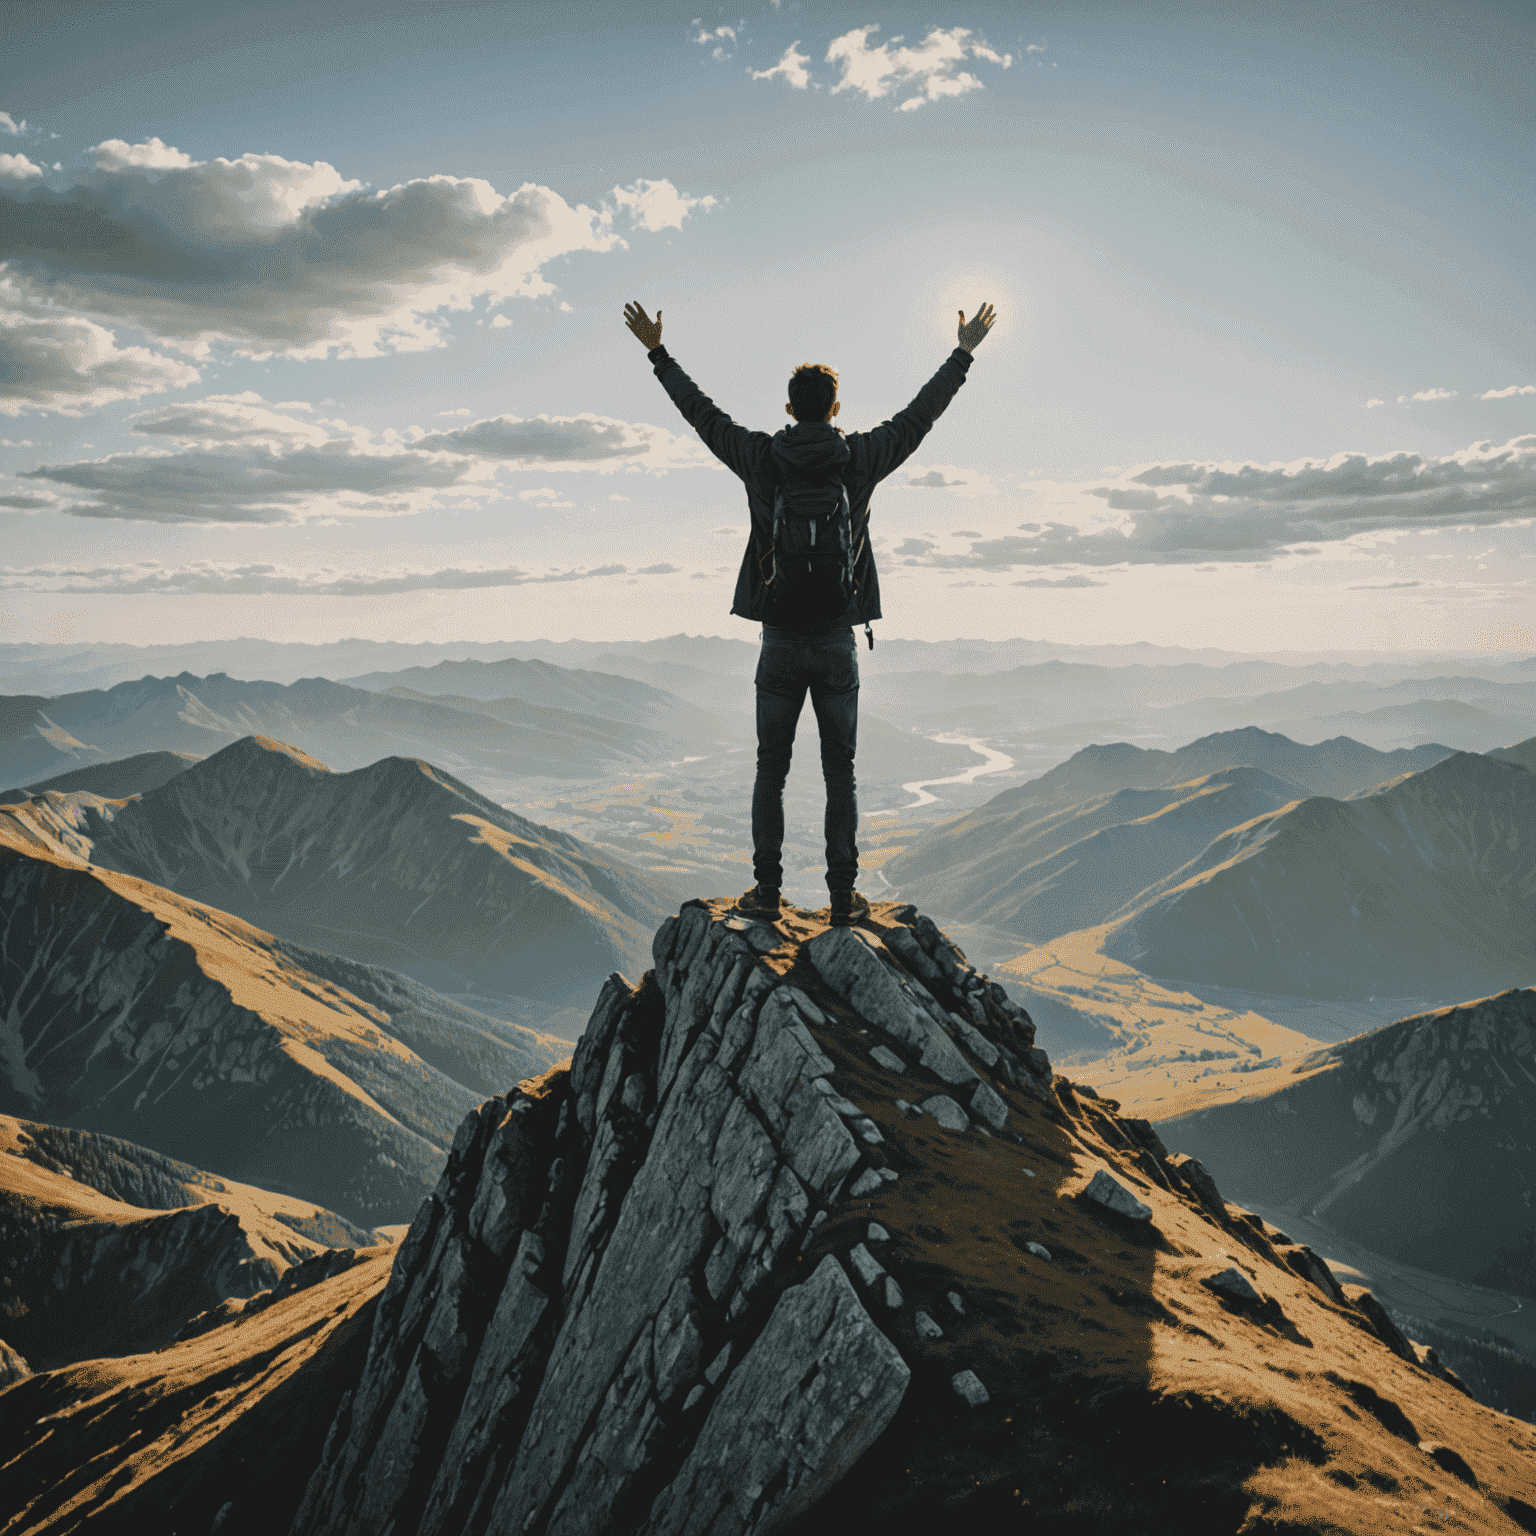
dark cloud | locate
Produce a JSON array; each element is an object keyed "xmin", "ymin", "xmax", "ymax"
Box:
[
  {"xmin": 0, "ymin": 141, "xmax": 710, "ymax": 360},
  {"xmin": 1012, "ymin": 574, "xmax": 1107, "ymax": 588},
  {"xmin": 0, "ymin": 312, "xmax": 199, "ymax": 415},
  {"xmin": 906, "ymin": 470, "xmax": 966, "ymax": 488},
  {"xmin": 415, "ymin": 415, "xmax": 652, "ymax": 462},
  {"xmin": 895, "ymin": 437, "xmax": 1536, "ymax": 569}
]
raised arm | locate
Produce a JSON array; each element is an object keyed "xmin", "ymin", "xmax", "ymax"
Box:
[
  {"xmin": 861, "ymin": 301, "xmax": 997, "ymax": 484},
  {"xmin": 623, "ymin": 300, "xmax": 770, "ymax": 482}
]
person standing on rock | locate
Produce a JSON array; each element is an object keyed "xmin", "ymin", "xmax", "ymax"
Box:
[{"xmin": 623, "ymin": 299, "xmax": 997, "ymax": 926}]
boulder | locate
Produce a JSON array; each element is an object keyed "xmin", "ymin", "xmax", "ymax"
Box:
[{"xmin": 1081, "ymin": 1169, "xmax": 1153, "ymax": 1222}]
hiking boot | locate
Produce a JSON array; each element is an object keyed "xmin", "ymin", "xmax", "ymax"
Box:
[
  {"xmin": 829, "ymin": 890, "xmax": 870, "ymax": 927},
  {"xmin": 737, "ymin": 884, "xmax": 782, "ymax": 918}
]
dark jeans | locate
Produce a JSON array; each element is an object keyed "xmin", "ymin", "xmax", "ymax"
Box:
[{"xmin": 752, "ymin": 627, "xmax": 859, "ymax": 893}]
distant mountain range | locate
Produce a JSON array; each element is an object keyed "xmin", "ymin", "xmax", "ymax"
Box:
[
  {"xmin": 0, "ymin": 747, "xmax": 200, "ymax": 804},
  {"xmin": 0, "ymin": 799, "xmax": 567, "ymax": 1223},
  {"xmin": 1105, "ymin": 751, "xmax": 1535, "ymax": 1000},
  {"xmin": 0, "ymin": 668, "xmax": 736, "ymax": 792},
  {"xmin": 886, "ymin": 766, "xmax": 1301, "ymax": 940},
  {"xmin": 886, "ymin": 728, "xmax": 1459, "ymax": 938},
  {"xmin": 1160, "ymin": 988, "xmax": 1536, "ymax": 1287},
  {"xmin": 6, "ymin": 734, "xmax": 679, "ymax": 1002}
]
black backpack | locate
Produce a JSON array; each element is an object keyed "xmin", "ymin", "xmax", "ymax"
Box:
[{"xmin": 761, "ymin": 470, "xmax": 858, "ymax": 627}]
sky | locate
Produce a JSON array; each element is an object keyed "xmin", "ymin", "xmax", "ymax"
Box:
[{"xmin": 2, "ymin": 0, "xmax": 1532, "ymax": 654}]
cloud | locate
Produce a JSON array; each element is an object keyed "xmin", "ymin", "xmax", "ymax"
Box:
[
  {"xmin": 435, "ymin": 407, "xmax": 471, "ymax": 416},
  {"xmin": 610, "ymin": 178, "xmax": 717, "ymax": 233},
  {"xmin": 1365, "ymin": 398, "xmax": 1385, "ymax": 409},
  {"xmin": 0, "ymin": 153, "xmax": 44, "ymax": 181},
  {"xmin": 750, "ymin": 42, "xmax": 813, "ymax": 88},
  {"xmin": 907, "ymin": 469, "xmax": 965, "ymax": 488},
  {"xmin": 694, "ymin": 24, "xmax": 737, "ymax": 60},
  {"xmin": 1481, "ymin": 384, "xmax": 1535, "ymax": 400},
  {"xmin": 0, "ymin": 308, "xmax": 201, "ymax": 415},
  {"xmin": 892, "ymin": 436, "xmax": 1536, "ymax": 569},
  {"xmin": 1347, "ymin": 580, "xmax": 1422, "ymax": 590},
  {"xmin": 15, "ymin": 393, "xmax": 713, "ymax": 521},
  {"xmin": 634, "ymin": 563, "xmax": 681, "ymax": 575},
  {"xmin": 491, "ymin": 313, "xmax": 512, "ymax": 328},
  {"xmin": 518, "ymin": 486, "xmax": 574, "ymax": 507},
  {"xmin": 1397, "ymin": 388, "xmax": 1458, "ymax": 403},
  {"xmin": 0, "ymin": 559, "xmax": 653, "ymax": 596},
  {"xmin": 415, "ymin": 412, "xmax": 709, "ymax": 469},
  {"xmin": 0, "ymin": 113, "xmax": 26, "ymax": 135},
  {"xmin": 826, "ymin": 25, "xmax": 1011, "ymax": 111},
  {"xmin": 0, "ymin": 492, "xmax": 58, "ymax": 509},
  {"xmin": 1012, "ymin": 574, "xmax": 1106, "ymax": 588},
  {"xmin": 0, "ymin": 139, "xmax": 712, "ymax": 360},
  {"xmin": 129, "ymin": 393, "xmax": 330, "ymax": 444}
]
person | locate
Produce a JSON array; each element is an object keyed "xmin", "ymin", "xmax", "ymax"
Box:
[{"xmin": 623, "ymin": 299, "xmax": 997, "ymax": 925}]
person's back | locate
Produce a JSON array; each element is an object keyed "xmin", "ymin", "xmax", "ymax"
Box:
[{"xmin": 624, "ymin": 299, "xmax": 997, "ymax": 925}]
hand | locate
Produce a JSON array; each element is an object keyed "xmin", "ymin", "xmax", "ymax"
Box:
[
  {"xmin": 957, "ymin": 302, "xmax": 996, "ymax": 353},
  {"xmin": 624, "ymin": 301, "xmax": 663, "ymax": 350}
]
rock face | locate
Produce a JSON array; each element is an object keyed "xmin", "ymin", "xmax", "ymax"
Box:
[
  {"xmin": 1160, "ymin": 987, "xmax": 1536, "ymax": 1283},
  {"xmin": 291, "ymin": 899, "xmax": 1047, "ymax": 1536}
]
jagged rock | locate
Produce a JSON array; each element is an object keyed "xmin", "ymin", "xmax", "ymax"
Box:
[
  {"xmin": 1081, "ymin": 1168, "xmax": 1153, "ymax": 1221},
  {"xmin": 882, "ymin": 1277, "xmax": 904, "ymax": 1309},
  {"xmin": 1205, "ymin": 1267, "xmax": 1261, "ymax": 1304},
  {"xmin": 969, "ymin": 1080, "xmax": 1010, "ymax": 1132},
  {"xmin": 808, "ymin": 928, "xmax": 978, "ymax": 1087},
  {"xmin": 1280, "ymin": 1243, "xmax": 1348, "ymax": 1304},
  {"xmin": 869, "ymin": 1045, "xmax": 906, "ymax": 1073},
  {"xmin": 848, "ymin": 1243, "xmax": 886, "ymax": 1289},
  {"xmin": 920, "ymin": 1095, "xmax": 970, "ymax": 1132},
  {"xmin": 1346, "ymin": 1286, "xmax": 1418, "ymax": 1364},
  {"xmin": 947, "ymin": 1290, "xmax": 966, "ymax": 1315},
  {"xmin": 1165, "ymin": 1152, "xmax": 1225, "ymax": 1217},
  {"xmin": 1024, "ymin": 1241, "xmax": 1051, "ymax": 1261},
  {"xmin": 0, "ymin": 1339, "xmax": 30, "ymax": 1387},
  {"xmin": 915, "ymin": 1310, "xmax": 944, "ymax": 1339},
  {"xmin": 643, "ymin": 1257, "xmax": 909, "ymax": 1535},
  {"xmin": 948, "ymin": 1013, "xmax": 1000, "ymax": 1068},
  {"xmin": 951, "ymin": 1370, "xmax": 990, "ymax": 1408},
  {"xmin": 867, "ymin": 1223, "xmax": 890, "ymax": 1242}
]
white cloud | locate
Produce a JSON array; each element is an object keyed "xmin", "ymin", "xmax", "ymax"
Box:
[
  {"xmin": 490, "ymin": 313, "xmax": 512, "ymax": 328},
  {"xmin": 1481, "ymin": 384, "xmax": 1535, "ymax": 400},
  {"xmin": 693, "ymin": 23, "xmax": 737, "ymax": 60},
  {"xmin": 1, "ymin": 139, "xmax": 713, "ymax": 361},
  {"xmin": 0, "ymin": 152, "xmax": 44, "ymax": 180},
  {"xmin": 1397, "ymin": 388, "xmax": 1458, "ymax": 403},
  {"xmin": 826, "ymin": 25, "xmax": 1011, "ymax": 111},
  {"xmin": 0, "ymin": 113, "xmax": 26, "ymax": 135},
  {"xmin": 1013, "ymin": 573, "xmax": 1106, "ymax": 588},
  {"xmin": 0, "ymin": 308, "xmax": 200, "ymax": 416},
  {"xmin": 893, "ymin": 436, "xmax": 1536, "ymax": 569},
  {"xmin": 1365, "ymin": 398, "xmax": 1385, "ymax": 409},
  {"xmin": 91, "ymin": 136, "xmax": 194, "ymax": 171},
  {"xmin": 611, "ymin": 177, "xmax": 718, "ymax": 233},
  {"xmin": 518, "ymin": 486, "xmax": 575, "ymax": 507},
  {"xmin": 435, "ymin": 407, "xmax": 472, "ymax": 416},
  {"xmin": 750, "ymin": 42, "xmax": 813, "ymax": 89}
]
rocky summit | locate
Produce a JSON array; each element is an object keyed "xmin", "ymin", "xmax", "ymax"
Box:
[{"xmin": 279, "ymin": 899, "xmax": 1536, "ymax": 1536}]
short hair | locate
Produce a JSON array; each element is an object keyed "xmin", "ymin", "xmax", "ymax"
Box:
[{"xmin": 787, "ymin": 362, "xmax": 839, "ymax": 422}]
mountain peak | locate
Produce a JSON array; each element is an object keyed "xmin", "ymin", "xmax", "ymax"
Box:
[{"xmin": 286, "ymin": 897, "xmax": 1530, "ymax": 1535}]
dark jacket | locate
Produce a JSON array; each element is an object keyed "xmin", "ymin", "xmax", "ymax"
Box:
[{"xmin": 647, "ymin": 345, "xmax": 974, "ymax": 628}]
